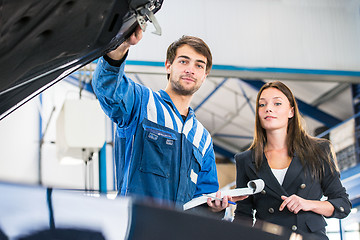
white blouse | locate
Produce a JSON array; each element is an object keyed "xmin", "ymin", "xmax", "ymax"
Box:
[{"xmin": 271, "ymin": 167, "xmax": 288, "ymax": 185}]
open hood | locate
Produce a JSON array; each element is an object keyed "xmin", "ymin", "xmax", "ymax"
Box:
[{"xmin": 0, "ymin": 0, "xmax": 163, "ymax": 120}]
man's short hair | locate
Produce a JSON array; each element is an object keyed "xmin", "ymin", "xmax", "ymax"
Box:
[{"xmin": 166, "ymin": 36, "xmax": 212, "ymax": 76}]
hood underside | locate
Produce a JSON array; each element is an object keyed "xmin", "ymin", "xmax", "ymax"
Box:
[{"xmin": 0, "ymin": 0, "xmax": 163, "ymax": 120}]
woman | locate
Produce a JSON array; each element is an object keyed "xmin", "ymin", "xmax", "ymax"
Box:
[{"xmin": 233, "ymin": 81, "xmax": 351, "ymax": 239}]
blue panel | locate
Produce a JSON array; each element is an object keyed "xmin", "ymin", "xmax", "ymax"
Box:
[
  {"xmin": 213, "ymin": 144, "xmax": 235, "ymax": 159},
  {"xmin": 99, "ymin": 142, "xmax": 107, "ymax": 194},
  {"xmin": 213, "ymin": 134, "xmax": 252, "ymax": 139},
  {"xmin": 212, "ymin": 65, "xmax": 360, "ymax": 77},
  {"xmin": 351, "ymin": 84, "xmax": 360, "ymax": 164},
  {"xmin": 65, "ymin": 75, "xmax": 94, "ymax": 93},
  {"xmin": 341, "ymin": 164, "xmax": 360, "ymax": 207},
  {"xmin": 123, "ymin": 60, "xmax": 360, "ymax": 78},
  {"xmin": 39, "ymin": 94, "xmax": 43, "ymax": 185},
  {"xmin": 351, "ymin": 197, "xmax": 360, "ymax": 208},
  {"xmin": 340, "ymin": 162, "xmax": 360, "ymax": 179}
]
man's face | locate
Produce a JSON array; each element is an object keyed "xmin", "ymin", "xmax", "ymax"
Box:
[{"xmin": 165, "ymin": 45, "xmax": 208, "ymax": 96}]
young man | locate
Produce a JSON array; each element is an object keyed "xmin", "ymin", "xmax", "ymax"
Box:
[{"xmin": 92, "ymin": 26, "xmax": 231, "ymax": 211}]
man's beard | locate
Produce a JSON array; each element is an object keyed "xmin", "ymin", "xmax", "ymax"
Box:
[{"xmin": 170, "ymin": 76, "xmax": 200, "ymax": 96}]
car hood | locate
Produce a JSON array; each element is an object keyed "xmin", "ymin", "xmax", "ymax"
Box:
[{"xmin": 0, "ymin": 0, "xmax": 163, "ymax": 120}]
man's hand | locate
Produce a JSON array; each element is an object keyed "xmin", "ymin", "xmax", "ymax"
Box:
[
  {"xmin": 206, "ymin": 191, "xmax": 228, "ymax": 212},
  {"xmin": 107, "ymin": 25, "xmax": 143, "ymax": 60}
]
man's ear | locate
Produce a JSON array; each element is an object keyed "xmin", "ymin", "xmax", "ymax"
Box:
[
  {"xmin": 165, "ymin": 60, "xmax": 171, "ymax": 74},
  {"xmin": 201, "ymin": 73, "xmax": 208, "ymax": 82}
]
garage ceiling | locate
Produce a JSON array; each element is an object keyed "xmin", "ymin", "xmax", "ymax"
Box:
[{"xmin": 72, "ymin": 61, "xmax": 357, "ymax": 160}]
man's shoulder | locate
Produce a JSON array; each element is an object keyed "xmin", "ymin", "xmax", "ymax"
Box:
[{"xmin": 191, "ymin": 117, "xmax": 211, "ymax": 135}]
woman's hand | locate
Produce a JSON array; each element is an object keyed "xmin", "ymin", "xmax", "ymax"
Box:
[
  {"xmin": 232, "ymin": 195, "xmax": 249, "ymax": 202},
  {"xmin": 280, "ymin": 195, "xmax": 310, "ymax": 214},
  {"xmin": 280, "ymin": 195, "xmax": 334, "ymax": 216}
]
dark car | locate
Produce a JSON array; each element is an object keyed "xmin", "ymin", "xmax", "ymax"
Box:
[{"xmin": 0, "ymin": 0, "xmax": 163, "ymax": 120}]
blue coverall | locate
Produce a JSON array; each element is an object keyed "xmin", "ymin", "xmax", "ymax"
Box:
[{"xmin": 92, "ymin": 55, "xmax": 219, "ymax": 206}]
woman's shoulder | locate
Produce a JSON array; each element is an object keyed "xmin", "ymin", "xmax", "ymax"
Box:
[
  {"xmin": 234, "ymin": 149, "xmax": 253, "ymax": 162},
  {"xmin": 314, "ymin": 138, "xmax": 332, "ymax": 152}
]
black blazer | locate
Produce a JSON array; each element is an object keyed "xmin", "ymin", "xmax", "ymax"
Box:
[{"xmin": 234, "ymin": 147, "xmax": 351, "ymax": 240}]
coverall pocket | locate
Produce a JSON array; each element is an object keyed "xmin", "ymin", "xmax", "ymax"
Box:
[
  {"xmin": 140, "ymin": 125, "xmax": 177, "ymax": 178},
  {"xmin": 190, "ymin": 147, "xmax": 202, "ymax": 174},
  {"xmin": 186, "ymin": 147, "xmax": 203, "ymax": 198}
]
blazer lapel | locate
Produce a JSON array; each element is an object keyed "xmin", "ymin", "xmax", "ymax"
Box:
[
  {"xmin": 251, "ymin": 154, "xmax": 288, "ymax": 199},
  {"xmin": 281, "ymin": 154, "xmax": 303, "ymax": 190}
]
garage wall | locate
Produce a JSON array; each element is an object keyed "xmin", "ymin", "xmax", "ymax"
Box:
[
  {"xmin": 0, "ymin": 98, "xmax": 39, "ymax": 184},
  {"xmin": 0, "ymin": 80, "xmax": 110, "ymax": 190},
  {"xmin": 130, "ymin": 0, "xmax": 360, "ymax": 71}
]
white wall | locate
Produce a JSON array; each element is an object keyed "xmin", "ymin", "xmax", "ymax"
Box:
[
  {"xmin": 0, "ymin": 79, "xmax": 111, "ymax": 191},
  {"xmin": 0, "ymin": 98, "xmax": 39, "ymax": 184},
  {"xmin": 130, "ymin": 0, "xmax": 360, "ymax": 71}
]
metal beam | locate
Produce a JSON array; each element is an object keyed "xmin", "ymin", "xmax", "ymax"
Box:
[
  {"xmin": 123, "ymin": 60, "xmax": 360, "ymax": 83},
  {"xmin": 311, "ymin": 83, "xmax": 349, "ymax": 107},
  {"xmin": 194, "ymin": 78, "xmax": 228, "ymax": 112},
  {"xmin": 213, "ymin": 144, "xmax": 236, "ymax": 159},
  {"xmin": 65, "ymin": 75, "xmax": 94, "ymax": 93},
  {"xmin": 213, "ymin": 133, "xmax": 252, "ymax": 139},
  {"xmin": 210, "ymin": 100, "xmax": 248, "ymax": 135},
  {"xmin": 237, "ymin": 82, "xmax": 255, "ymax": 115}
]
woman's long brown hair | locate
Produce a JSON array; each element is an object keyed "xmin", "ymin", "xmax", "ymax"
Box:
[{"xmin": 248, "ymin": 81, "xmax": 338, "ymax": 179}]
